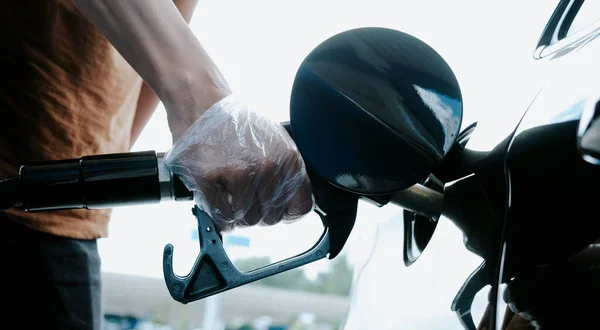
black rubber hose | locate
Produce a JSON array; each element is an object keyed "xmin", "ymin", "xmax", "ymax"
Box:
[{"xmin": 0, "ymin": 177, "xmax": 23, "ymax": 210}]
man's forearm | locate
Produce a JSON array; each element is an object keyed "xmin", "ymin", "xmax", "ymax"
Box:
[
  {"xmin": 72, "ymin": 0, "xmax": 231, "ymax": 140},
  {"xmin": 130, "ymin": 82, "xmax": 159, "ymax": 148},
  {"xmin": 129, "ymin": 0, "xmax": 201, "ymax": 147}
]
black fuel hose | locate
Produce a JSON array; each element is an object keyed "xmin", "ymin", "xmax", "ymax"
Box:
[
  {"xmin": 0, "ymin": 151, "xmax": 192, "ymax": 212},
  {"xmin": 0, "ymin": 177, "xmax": 23, "ymax": 210}
]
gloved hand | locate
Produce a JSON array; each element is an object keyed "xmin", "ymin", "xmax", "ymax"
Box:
[{"xmin": 164, "ymin": 95, "xmax": 313, "ymax": 232}]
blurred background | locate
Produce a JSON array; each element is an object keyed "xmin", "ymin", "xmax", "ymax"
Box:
[{"xmin": 99, "ymin": 1, "xmax": 560, "ymax": 329}]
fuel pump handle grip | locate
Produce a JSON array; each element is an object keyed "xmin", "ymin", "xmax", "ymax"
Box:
[{"xmin": 8, "ymin": 150, "xmax": 192, "ymax": 212}]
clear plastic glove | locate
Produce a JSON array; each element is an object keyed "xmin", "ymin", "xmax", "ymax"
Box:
[{"xmin": 164, "ymin": 95, "xmax": 313, "ymax": 232}]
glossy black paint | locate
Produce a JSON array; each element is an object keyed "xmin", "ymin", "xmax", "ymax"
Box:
[
  {"xmin": 290, "ymin": 27, "xmax": 463, "ymax": 195},
  {"xmin": 439, "ymin": 78, "xmax": 600, "ymax": 330},
  {"xmin": 493, "ymin": 102, "xmax": 600, "ymax": 329},
  {"xmin": 578, "ymin": 97, "xmax": 600, "ymax": 164},
  {"xmin": 488, "ymin": 2, "xmax": 600, "ymax": 327},
  {"xmin": 504, "ymin": 120, "xmax": 600, "ymax": 276}
]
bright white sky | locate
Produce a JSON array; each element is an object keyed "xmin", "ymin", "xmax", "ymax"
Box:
[{"xmin": 98, "ymin": 1, "xmax": 560, "ymax": 308}]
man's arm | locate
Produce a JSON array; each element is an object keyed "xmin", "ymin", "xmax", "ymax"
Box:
[
  {"xmin": 130, "ymin": 83, "xmax": 159, "ymax": 147},
  {"xmin": 72, "ymin": 0, "xmax": 314, "ymax": 229},
  {"xmin": 129, "ymin": 0, "xmax": 200, "ymax": 148},
  {"xmin": 71, "ymin": 0, "xmax": 231, "ymax": 142}
]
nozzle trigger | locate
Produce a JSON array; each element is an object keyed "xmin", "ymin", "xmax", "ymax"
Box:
[{"xmin": 162, "ymin": 205, "xmax": 331, "ymax": 304}]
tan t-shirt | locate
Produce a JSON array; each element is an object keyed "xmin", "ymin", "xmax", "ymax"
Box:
[{"xmin": 0, "ymin": 0, "xmax": 143, "ymax": 239}]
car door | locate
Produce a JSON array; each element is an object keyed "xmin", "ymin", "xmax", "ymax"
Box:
[{"xmin": 493, "ymin": 1, "xmax": 600, "ymax": 329}]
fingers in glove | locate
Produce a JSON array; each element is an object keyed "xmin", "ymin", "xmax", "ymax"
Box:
[
  {"xmin": 284, "ymin": 176, "xmax": 313, "ymax": 221},
  {"xmin": 255, "ymin": 160, "xmax": 287, "ymax": 226},
  {"xmin": 203, "ymin": 165, "xmax": 262, "ymax": 231},
  {"xmin": 224, "ymin": 165, "xmax": 259, "ymax": 224},
  {"xmin": 199, "ymin": 169, "xmax": 235, "ymax": 229}
]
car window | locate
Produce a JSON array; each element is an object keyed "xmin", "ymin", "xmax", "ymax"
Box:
[{"xmin": 565, "ymin": 0, "xmax": 600, "ymax": 37}]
